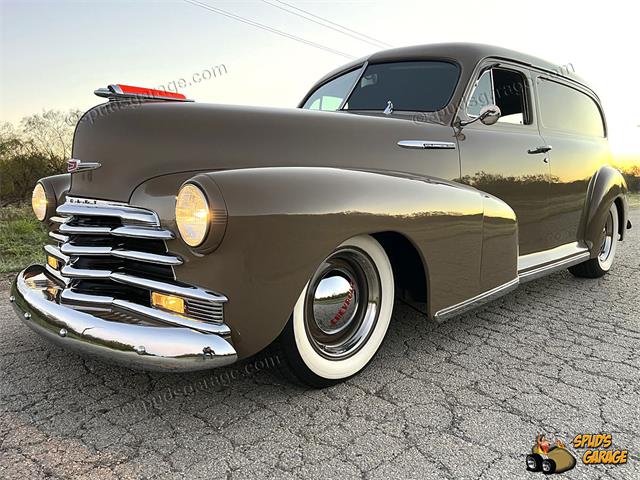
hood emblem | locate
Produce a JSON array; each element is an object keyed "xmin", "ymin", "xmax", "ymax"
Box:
[{"xmin": 67, "ymin": 159, "xmax": 101, "ymax": 173}]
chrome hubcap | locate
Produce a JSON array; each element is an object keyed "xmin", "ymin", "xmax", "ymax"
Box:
[
  {"xmin": 305, "ymin": 247, "xmax": 381, "ymax": 360},
  {"xmin": 599, "ymin": 210, "xmax": 614, "ymax": 263}
]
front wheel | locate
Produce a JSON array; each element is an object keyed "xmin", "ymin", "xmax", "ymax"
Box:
[
  {"xmin": 569, "ymin": 203, "xmax": 619, "ymax": 278},
  {"xmin": 280, "ymin": 235, "xmax": 395, "ymax": 388}
]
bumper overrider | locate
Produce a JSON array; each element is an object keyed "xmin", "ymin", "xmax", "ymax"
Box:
[{"xmin": 10, "ymin": 197, "xmax": 238, "ymax": 372}]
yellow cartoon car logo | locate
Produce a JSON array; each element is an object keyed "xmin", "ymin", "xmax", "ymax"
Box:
[{"xmin": 526, "ymin": 434, "xmax": 577, "ymax": 474}]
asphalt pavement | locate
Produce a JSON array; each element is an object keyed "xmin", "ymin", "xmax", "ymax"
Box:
[{"xmin": 1, "ymin": 210, "xmax": 638, "ymax": 479}]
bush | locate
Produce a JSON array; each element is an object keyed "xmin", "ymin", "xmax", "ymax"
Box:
[
  {"xmin": 0, "ymin": 203, "xmax": 48, "ymax": 273},
  {"xmin": 0, "ymin": 111, "xmax": 74, "ymax": 205},
  {"xmin": 0, "ymin": 138, "xmax": 65, "ymax": 205},
  {"xmin": 621, "ymin": 167, "xmax": 640, "ymax": 193}
]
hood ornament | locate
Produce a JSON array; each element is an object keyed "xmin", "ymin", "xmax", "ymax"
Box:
[
  {"xmin": 383, "ymin": 100, "xmax": 394, "ymax": 115},
  {"xmin": 67, "ymin": 159, "xmax": 101, "ymax": 173}
]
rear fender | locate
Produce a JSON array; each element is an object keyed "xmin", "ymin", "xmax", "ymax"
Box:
[{"xmin": 580, "ymin": 165, "xmax": 628, "ymax": 254}]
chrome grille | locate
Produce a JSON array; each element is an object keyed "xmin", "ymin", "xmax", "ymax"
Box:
[{"xmin": 45, "ymin": 197, "xmax": 227, "ymax": 330}]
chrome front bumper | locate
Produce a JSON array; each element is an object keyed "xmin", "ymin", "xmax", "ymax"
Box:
[{"xmin": 10, "ymin": 265, "xmax": 237, "ymax": 372}]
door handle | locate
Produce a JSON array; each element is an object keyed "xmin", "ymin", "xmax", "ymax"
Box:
[{"xmin": 527, "ymin": 145, "xmax": 552, "ymax": 154}]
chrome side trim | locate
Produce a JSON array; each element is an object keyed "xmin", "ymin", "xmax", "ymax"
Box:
[
  {"xmin": 434, "ymin": 277, "xmax": 519, "ymax": 323},
  {"xmin": 11, "ymin": 266, "xmax": 236, "ymax": 372},
  {"xmin": 398, "ymin": 140, "xmax": 456, "ymax": 150},
  {"xmin": 518, "ymin": 252, "xmax": 590, "ymax": 283},
  {"xmin": 518, "ymin": 242, "xmax": 589, "ymax": 272}
]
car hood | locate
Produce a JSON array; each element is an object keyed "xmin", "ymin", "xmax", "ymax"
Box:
[{"xmin": 70, "ymin": 101, "xmax": 456, "ymax": 202}]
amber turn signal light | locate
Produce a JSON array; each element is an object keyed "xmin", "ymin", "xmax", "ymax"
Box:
[
  {"xmin": 47, "ymin": 256, "xmax": 59, "ymax": 270},
  {"xmin": 151, "ymin": 292, "xmax": 185, "ymax": 315}
]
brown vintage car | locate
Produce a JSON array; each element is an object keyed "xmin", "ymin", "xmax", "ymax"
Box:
[{"xmin": 11, "ymin": 43, "xmax": 630, "ymax": 387}]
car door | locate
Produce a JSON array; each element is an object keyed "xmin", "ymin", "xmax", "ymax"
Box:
[
  {"xmin": 457, "ymin": 62, "xmax": 551, "ymax": 256},
  {"xmin": 532, "ymin": 73, "xmax": 610, "ymax": 250}
]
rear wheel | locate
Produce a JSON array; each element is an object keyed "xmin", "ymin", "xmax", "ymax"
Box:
[
  {"xmin": 280, "ymin": 235, "xmax": 394, "ymax": 388},
  {"xmin": 569, "ymin": 203, "xmax": 619, "ymax": 278}
]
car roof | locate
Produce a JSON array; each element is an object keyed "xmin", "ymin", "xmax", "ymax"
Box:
[{"xmin": 307, "ymin": 42, "xmax": 594, "ymax": 98}]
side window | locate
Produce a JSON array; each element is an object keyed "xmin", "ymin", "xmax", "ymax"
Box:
[
  {"xmin": 537, "ymin": 79, "xmax": 605, "ymax": 137},
  {"xmin": 466, "ymin": 68, "xmax": 531, "ymax": 125},
  {"xmin": 302, "ymin": 69, "xmax": 360, "ymax": 111}
]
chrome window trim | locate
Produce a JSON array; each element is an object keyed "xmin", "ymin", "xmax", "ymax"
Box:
[
  {"xmin": 457, "ymin": 59, "xmax": 536, "ymax": 128},
  {"xmin": 337, "ymin": 61, "xmax": 368, "ymax": 110}
]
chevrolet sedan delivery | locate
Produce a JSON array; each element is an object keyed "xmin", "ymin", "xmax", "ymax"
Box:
[{"xmin": 12, "ymin": 43, "xmax": 631, "ymax": 387}]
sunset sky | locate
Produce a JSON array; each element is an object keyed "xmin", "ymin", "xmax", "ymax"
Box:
[{"xmin": 1, "ymin": 0, "xmax": 638, "ymax": 165}]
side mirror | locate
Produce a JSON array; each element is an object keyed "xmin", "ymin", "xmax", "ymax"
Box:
[{"xmin": 479, "ymin": 105, "xmax": 501, "ymax": 125}]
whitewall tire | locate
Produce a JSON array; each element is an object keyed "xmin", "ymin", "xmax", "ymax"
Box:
[
  {"xmin": 569, "ymin": 203, "xmax": 619, "ymax": 278},
  {"xmin": 280, "ymin": 235, "xmax": 394, "ymax": 387}
]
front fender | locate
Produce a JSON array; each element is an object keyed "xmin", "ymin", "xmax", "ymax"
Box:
[
  {"xmin": 580, "ymin": 165, "xmax": 628, "ymax": 253},
  {"xmin": 132, "ymin": 167, "xmax": 506, "ymax": 359}
]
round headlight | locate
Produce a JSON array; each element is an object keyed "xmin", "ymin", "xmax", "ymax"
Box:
[
  {"xmin": 32, "ymin": 183, "xmax": 47, "ymax": 221},
  {"xmin": 176, "ymin": 184, "xmax": 210, "ymax": 247}
]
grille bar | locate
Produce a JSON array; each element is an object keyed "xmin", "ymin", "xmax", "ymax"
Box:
[
  {"xmin": 60, "ymin": 244, "xmax": 183, "ymax": 266},
  {"xmin": 58, "ymin": 202, "xmax": 159, "ymax": 226},
  {"xmin": 59, "ymin": 223, "xmax": 174, "ymax": 240},
  {"xmin": 59, "ymin": 289, "xmax": 229, "ymax": 335},
  {"xmin": 47, "ymin": 197, "xmax": 226, "ymax": 326},
  {"xmin": 44, "ymin": 244, "xmax": 69, "ymax": 263},
  {"xmin": 110, "ymin": 272, "xmax": 228, "ymax": 303}
]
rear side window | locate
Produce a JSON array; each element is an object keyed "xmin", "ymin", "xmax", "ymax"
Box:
[
  {"xmin": 538, "ymin": 79, "xmax": 605, "ymax": 137},
  {"xmin": 344, "ymin": 61, "xmax": 460, "ymax": 112}
]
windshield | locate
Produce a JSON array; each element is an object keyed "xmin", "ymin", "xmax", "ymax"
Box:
[
  {"xmin": 301, "ymin": 61, "xmax": 460, "ymax": 113},
  {"xmin": 345, "ymin": 61, "xmax": 460, "ymax": 112}
]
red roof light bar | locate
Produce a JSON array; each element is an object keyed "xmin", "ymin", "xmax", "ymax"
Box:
[{"xmin": 94, "ymin": 84, "xmax": 193, "ymax": 102}]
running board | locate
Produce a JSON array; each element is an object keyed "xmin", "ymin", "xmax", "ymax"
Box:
[
  {"xmin": 518, "ymin": 242, "xmax": 591, "ymax": 283},
  {"xmin": 433, "ymin": 277, "xmax": 519, "ymax": 323},
  {"xmin": 433, "ymin": 243, "xmax": 592, "ymax": 322}
]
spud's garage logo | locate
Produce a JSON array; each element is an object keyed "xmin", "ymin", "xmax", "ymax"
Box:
[
  {"xmin": 526, "ymin": 434, "xmax": 576, "ymax": 474},
  {"xmin": 572, "ymin": 434, "xmax": 628, "ymax": 465},
  {"xmin": 526, "ymin": 433, "xmax": 628, "ymax": 474}
]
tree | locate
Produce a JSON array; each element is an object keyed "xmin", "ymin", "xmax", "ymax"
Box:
[
  {"xmin": 0, "ymin": 109, "xmax": 80, "ymax": 204},
  {"xmin": 19, "ymin": 109, "xmax": 79, "ymax": 163}
]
